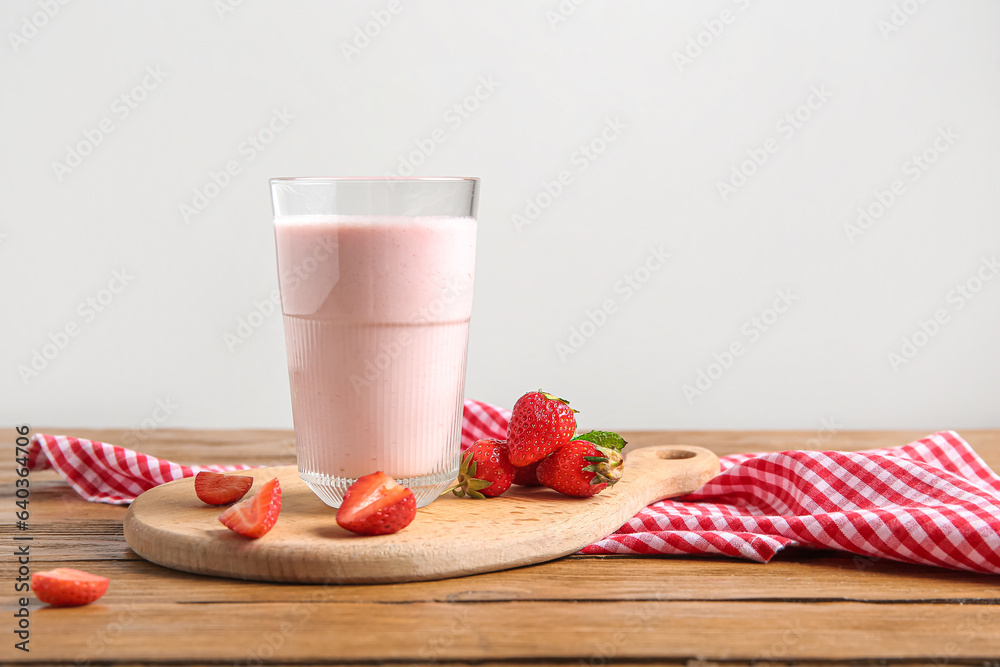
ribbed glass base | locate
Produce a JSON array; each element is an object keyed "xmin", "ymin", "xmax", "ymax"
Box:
[{"xmin": 301, "ymin": 467, "xmax": 459, "ymax": 509}]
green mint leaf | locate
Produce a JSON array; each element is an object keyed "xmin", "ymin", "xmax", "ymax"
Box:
[{"xmin": 573, "ymin": 430, "xmax": 628, "ymax": 451}]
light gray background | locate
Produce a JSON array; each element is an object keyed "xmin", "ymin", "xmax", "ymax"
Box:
[{"xmin": 3, "ymin": 1, "xmax": 998, "ymax": 432}]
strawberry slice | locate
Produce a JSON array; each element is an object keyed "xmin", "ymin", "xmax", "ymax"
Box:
[
  {"xmin": 218, "ymin": 477, "xmax": 281, "ymax": 538},
  {"xmin": 336, "ymin": 471, "xmax": 416, "ymax": 536},
  {"xmin": 32, "ymin": 568, "xmax": 109, "ymax": 607},
  {"xmin": 195, "ymin": 471, "xmax": 253, "ymax": 505}
]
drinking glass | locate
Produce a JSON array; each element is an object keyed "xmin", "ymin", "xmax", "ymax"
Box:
[{"xmin": 269, "ymin": 177, "xmax": 479, "ymax": 508}]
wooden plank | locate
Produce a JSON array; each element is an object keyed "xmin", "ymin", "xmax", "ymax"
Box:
[
  {"xmin": 19, "ymin": 664, "xmax": 981, "ymax": 667},
  {"xmin": 8, "ymin": 663, "xmax": 973, "ymax": 667},
  {"xmin": 5, "ymin": 600, "xmax": 998, "ymax": 664},
  {"xmin": 22, "ymin": 549, "xmax": 1000, "ymax": 605},
  {"xmin": 12, "ymin": 664, "xmax": 967, "ymax": 667}
]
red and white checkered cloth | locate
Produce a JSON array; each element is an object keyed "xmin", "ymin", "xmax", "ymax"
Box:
[{"xmin": 27, "ymin": 399, "xmax": 1000, "ymax": 574}]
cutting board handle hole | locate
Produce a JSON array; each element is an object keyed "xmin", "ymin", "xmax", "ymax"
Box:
[{"xmin": 656, "ymin": 449, "xmax": 697, "ymax": 460}]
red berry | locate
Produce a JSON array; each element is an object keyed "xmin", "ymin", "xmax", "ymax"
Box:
[
  {"xmin": 336, "ymin": 472, "xmax": 416, "ymax": 535},
  {"xmin": 512, "ymin": 460, "xmax": 543, "ymax": 486},
  {"xmin": 32, "ymin": 568, "xmax": 109, "ymax": 607},
  {"xmin": 536, "ymin": 441, "xmax": 623, "ymax": 498},
  {"xmin": 218, "ymin": 477, "xmax": 282, "ymax": 538},
  {"xmin": 195, "ymin": 471, "xmax": 253, "ymax": 505},
  {"xmin": 449, "ymin": 438, "xmax": 516, "ymax": 498},
  {"xmin": 506, "ymin": 391, "xmax": 577, "ymax": 467}
]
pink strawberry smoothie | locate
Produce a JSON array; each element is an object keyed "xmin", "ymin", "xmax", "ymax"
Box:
[{"xmin": 273, "ymin": 214, "xmax": 476, "ymax": 507}]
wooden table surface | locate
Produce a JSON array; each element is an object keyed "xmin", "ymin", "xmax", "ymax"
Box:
[{"xmin": 4, "ymin": 428, "xmax": 1000, "ymax": 666}]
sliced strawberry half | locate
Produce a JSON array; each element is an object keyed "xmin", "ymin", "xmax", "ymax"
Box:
[
  {"xmin": 336, "ymin": 471, "xmax": 416, "ymax": 536},
  {"xmin": 33, "ymin": 568, "xmax": 109, "ymax": 607},
  {"xmin": 195, "ymin": 471, "xmax": 253, "ymax": 505},
  {"xmin": 218, "ymin": 477, "xmax": 281, "ymax": 538}
]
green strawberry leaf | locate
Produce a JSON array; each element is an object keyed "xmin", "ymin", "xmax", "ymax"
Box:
[
  {"xmin": 573, "ymin": 430, "xmax": 628, "ymax": 451},
  {"xmin": 539, "ymin": 390, "xmax": 570, "ymax": 405},
  {"xmin": 539, "ymin": 390, "xmax": 579, "ymax": 413},
  {"xmin": 465, "ymin": 478, "xmax": 493, "ymax": 491}
]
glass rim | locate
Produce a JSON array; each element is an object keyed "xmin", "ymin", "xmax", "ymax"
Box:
[{"xmin": 269, "ymin": 176, "xmax": 479, "ymax": 184}]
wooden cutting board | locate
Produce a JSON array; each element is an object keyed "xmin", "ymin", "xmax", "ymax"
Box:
[{"xmin": 123, "ymin": 445, "xmax": 719, "ymax": 584}]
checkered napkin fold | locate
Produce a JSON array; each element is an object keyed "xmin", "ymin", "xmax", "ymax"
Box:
[{"xmin": 26, "ymin": 399, "xmax": 1000, "ymax": 574}]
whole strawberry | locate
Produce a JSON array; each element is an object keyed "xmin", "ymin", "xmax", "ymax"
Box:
[
  {"xmin": 512, "ymin": 460, "xmax": 543, "ymax": 486},
  {"xmin": 536, "ymin": 440, "xmax": 624, "ymax": 498},
  {"xmin": 448, "ymin": 438, "xmax": 515, "ymax": 499},
  {"xmin": 506, "ymin": 391, "xmax": 577, "ymax": 467}
]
